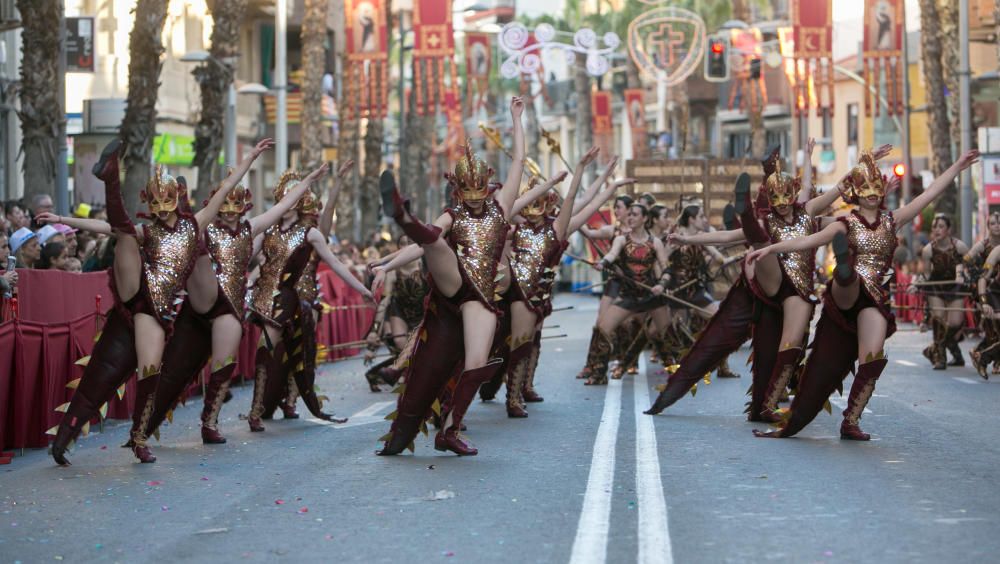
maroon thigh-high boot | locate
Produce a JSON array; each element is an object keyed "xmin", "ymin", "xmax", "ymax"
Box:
[
  {"xmin": 646, "ymin": 278, "xmax": 756, "ymax": 414},
  {"xmin": 380, "ymin": 170, "xmax": 441, "ymax": 244},
  {"xmin": 758, "ymin": 347, "xmax": 802, "ymax": 423},
  {"xmin": 378, "ymin": 291, "xmax": 465, "ymax": 456},
  {"xmin": 733, "ymin": 173, "xmax": 768, "ymax": 244},
  {"xmin": 201, "ymin": 363, "xmax": 237, "ymax": 444},
  {"xmin": 290, "ymin": 308, "xmax": 347, "ymax": 423},
  {"xmin": 522, "ymin": 331, "xmax": 544, "ymax": 402},
  {"xmin": 436, "ymin": 359, "xmax": 505, "ymax": 455},
  {"xmin": 93, "ymin": 139, "xmax": 137, "ymax": 236},
  {"xmin": 51, "ymin": 309, "xmax": 138, "ymax": 465},
  {"xmin": 754, "ymin": 310, "xmax": 858, "ymax": 438},
  {"xmin": 505, "ymin": 341, "xmax": 535, "ymax": 418},
  {"xmin": 747, "ymin": 301, "xmax": 782, "ymax": 421},
  {"xmin": 261, "ymin": 340, "xmax": 290, "ymax": 420},
  {"xmin": 142, "ymin": 301, "xmax": 212, "ymax": 442},
  {"xmin": 247, "ymin": 343, "xmax": 271, "ymax": 432},
  {"xmin": 840, "ymin": 356, "xmax": 888, "ymax": 440},
  {"xmin": 129, "ymin": 370, "xmax": 161, "ymax": 463}
]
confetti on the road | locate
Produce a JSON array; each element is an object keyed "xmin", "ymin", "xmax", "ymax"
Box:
[
  {"xmin": 161, "ymin": 506, "xmax": 169, "ymax": 511},
  {"xmin": 275, "ymin": 499, "xmax": 285, "ymax": 505},
  {"xmin": 297, "ymin": 507, "xmax": 309, "ymax": 514},
  {"xmin": 146, "ymin": 481, "xmax": 162, "ymax": 486}
]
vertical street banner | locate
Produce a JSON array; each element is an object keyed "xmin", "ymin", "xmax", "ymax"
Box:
[
  {"xmin": 591, "ymin": 91, "xmax": 613, "ymax": 162},
  {"xmin": 465, "ymin": 32, "xmax": 491, "ymax": 116},
  {"xmin": 412, "ymin": 0, "xmax": 456, "ymax": 116},
  {"xmin": 791, "ymin": 0, "xmax": 834, "ymax": 117},
  {"xmin": 624, "ymin": 89, "xmax": 647, "ymax": 158},
  {"xmin": 862, "ymin": 0, "xmax": 905, "ymax": 117},
  {"xmin": 344, "ymin": 0, "xmax": 389, "ymax": 119}
]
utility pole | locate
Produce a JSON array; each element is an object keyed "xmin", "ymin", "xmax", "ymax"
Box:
[
  {"xmin": 959, "ymin": 0, "xmax": 972, "ymax": 241},
  {"xmin": 397, "ymin": 9, "xmax": 406, "ymax": 192},
  {"xmin": 901, "ymin": 3, "xmax": 913, "ymax": 250},
  {"xmin": 56, "ymin": 6, "xmax": 68, "ymax": 216},
  {"xmin": 275, "ymin": 0, "xmax": 288, "ymax": 172}
]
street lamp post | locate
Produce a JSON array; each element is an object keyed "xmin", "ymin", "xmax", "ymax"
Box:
[
  {"xmin": 959, "ymin": 0, "xmax": 973, "ymax": 242},
  {"xmin": 275, "ymin": 0, "xmax": 288, "ymax": 172}
]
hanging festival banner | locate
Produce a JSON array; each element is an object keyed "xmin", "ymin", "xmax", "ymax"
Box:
[
  {"xmin": 862, "ymin": 0, "xmax": 904, "ymax": 117},
  {"xmin": 443, "ymin": 89, "xmax": 465, "ymax": 164},
  {"xmin": 591, "ymin": 90, "xmax": 613, "ymax": 162},
  {"xmin": 343, "ymin": 0, "xmax": 389, "ymax": 119},
  {"xmin": 624, "ymin": 89, "xmax": 648, "ymax": 158},
  {"xmin": 412, "ymin": 0, "xmax": 456, "ymax": 116},
  {"xmin": 791, "ymin": 0, "xmax": 834, "ymax": 117},
  {"xmin": 465, "ymin": 32, "xmax": 491, "ymax": 116}
]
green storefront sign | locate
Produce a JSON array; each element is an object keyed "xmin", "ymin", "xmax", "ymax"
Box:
[{"xmin": 152, "ymin": 134, "xmax": 225, "ymax": 166}]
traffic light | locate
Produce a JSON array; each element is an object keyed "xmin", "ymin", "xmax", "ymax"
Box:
[
  {"xmin": 893, "ymin": 163, "xmax": 906, "ymax": 178},
  {"xmin": 704, "ymin": 36, "xmax": 730, "ymax": 82}
]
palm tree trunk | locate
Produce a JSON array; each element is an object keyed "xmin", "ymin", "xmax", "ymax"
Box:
[
  {"xmin": 918, "ymin": 0, "xmax": 956, "ymax": 214},
  {"xmin": 521, "ymin": 80, "xmax": 541, "ymax": 164},
  {"xmin": 361, "ymin": 116, "xmax": 384, "ymax": 236},
  {"xmin": 120, "ymin": 0, "xmax": 169, "ymax": 214},
  {"xmin": 937, "ymin": 0, "xmax": 960, "ymax": 150},
  {"xmin": 336, "ymin": 56, "xmax": 360, "ymax": 239},
  {"xmin": 300, "ymin": 0, "xmax": 329, "ymax": 171},
  {"xmin": 16, "ymin": 0, "xmax": 61, "ymax": 206},
  {"xmin": 193, "ymin": 0, "xmax": 247, "ymax": 206},
  {"xmin": 574, "ymin": 53, "xmax": 593, "ymax": 183},
  {"xmin": 400, "ymin": 57, "xmax": 435, "ymax": 220}
]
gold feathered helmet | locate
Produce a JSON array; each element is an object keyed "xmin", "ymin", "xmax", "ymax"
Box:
[
  {"xmin": 274, "ymin": 170, "xmax": 322, "ymax": 217},
  {"xmin": 445, "ymin": 144, "xmax": 498, "ymax": 203},
  {"xmin": 842, "ymin": 151, "xmax": 886, "ymax": 205},
  {"xmin": 519, "ymin": 176, "xmax": 553, "ymax": 220},
  {"xmin": 758, "ymin": 146, "xmax": 801, "ymax": 210},
  {"xmin": 205, "ymin": 168, "xmax": 253, "ymax": 216},
  {"xmin": 140, "ymin": 165, "xmax": 183, "ymax": 216}
]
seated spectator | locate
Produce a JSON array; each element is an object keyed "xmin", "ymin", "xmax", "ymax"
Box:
[
  {"xmin": 0, "ymin": 232, "xmax": 17, "ymax": 296},
  {"xmin": 37, "ymin": 241, "xmax": 69, "ymax": 270},
  {"xmin": 10, "ymin": 227, "xmax": 40, "ymax": 268},
  {"xmin": 4, "ymin": 201, "xmax": 29, "ymax": 232}
]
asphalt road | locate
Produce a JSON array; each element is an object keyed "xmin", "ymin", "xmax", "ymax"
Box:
[{"xmin": 1, "ymin": 293, "xmax": 999, "ymax": 563}]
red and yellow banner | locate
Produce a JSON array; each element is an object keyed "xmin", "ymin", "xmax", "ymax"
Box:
[
  {"xmin": 624, "ymin": 89, "xmax": 647, "ymax": 158},
  {"xmin": 465, "ymin": 32, "xmax": 491, "ymax": 116},
  {"xmin": 344, "ymin": 0, "xmax": 389, "ymax": 119},
  {"xmin": 862, "ymin": 0, "xmax": 904, "ymax": 117},
  {"xmin": 591, "ymin": 91, "xmax": 613, "ymax": 162},
  {"xmin": 443, "ymin": 90, "xmax": 465, "ymax": 164},
  {"xmin": 791, "ymin": 0, "xmax": 834, "ymax": 117},
  {"xmin": 413, "ymin": 0, "xmax": 457, "ymax": 116}
]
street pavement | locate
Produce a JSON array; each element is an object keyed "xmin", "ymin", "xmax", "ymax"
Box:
[{"xmin": 2, "ymin": 292, "xmax": 999, "ymax": 563}]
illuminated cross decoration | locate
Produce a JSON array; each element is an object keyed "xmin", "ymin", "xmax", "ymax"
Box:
[
  {"xmin": 427, "ymin": 33, "xmax": 441, "ymax": 49},
  {"xmin": 649, "ymin": 23, "xmax": 686, "ymax": 66}
]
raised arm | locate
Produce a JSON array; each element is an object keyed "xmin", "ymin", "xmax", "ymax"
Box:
[
  {"xmin": 572, "ymin": 155, "xmax": 618, "ymax": 213},
  {"xmin": 596, "ymin": 235, "xmax": 627, "ymax": 268},
  {"xmin": 569, "ymin": 179, "xmax": 633, "ymax": 234},
  {"xmin": 196, "ymin": 138, "xmax": 273, "ymax": 228},
  {"xmin": 895, "ymin": 150, "xmax": 979, "ymax": 227},
  {"xmin": 249, "ymin": 163, "xmax": 330, "ymax": 236},
  {"xmin": 798, "ymin": 138, "xmax": 816, "ymax": 205},
  {"xmin": 555, "ymin": 149, "xmax": 601, "ymax": 240},
  {"xmin": 747, "ymin": 221, "xmax": 846, "ymax": 265},
  {"xmin": 35, "ymin": 212, "xmax": 112, "ymax": 235},
  {"xmin": 511, "ymin": 171, "xmax": 568, "ymax": 218},
  {"xmin": 307, "ymin": 228, "xmax": 373, "ymax": 301},
  {"xmin": 319, "ymin": 160, "xmax": 354, "ymax": 237},
  {"xmin": 669, "ymin": 228, "xmax": 745, "ymax": 246},
  {"xmin": 498, "ymin": 97, "xmax": 526, "ymax": 218}
]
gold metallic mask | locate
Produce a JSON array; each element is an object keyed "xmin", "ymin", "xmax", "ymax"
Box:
[
  {"xmin": 273, "ymin": 170, "xmax": 321, "ymax": 217},
  {"xmin": 141, "ymin": 165, "xmax": 181, "ymax": 215},
  {"xmin": 845, "ymin": 151, "xmax": 886, "ymax": 202},
  {"xmin": 446, "ymin": 144, "xmax": 493, "ymax": 202},
  {"xmin": 519, "ymin": 177, "xmax": 547, "ymax": 219},
  {"xmin": 212, "ymin": 168, "xmax": 253, "ymax": 215},
  {"xmin": 763, "ymin": 159, "xmax": 801, "ymax": 209}
]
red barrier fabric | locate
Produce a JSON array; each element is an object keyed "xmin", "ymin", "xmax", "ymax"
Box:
[{"xmin": 0, "ymin": 268, "xmax": 373, "ymax": 450}]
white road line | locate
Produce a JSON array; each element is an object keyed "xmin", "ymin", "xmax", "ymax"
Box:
[
  {"xmin": 306, "ymin": 401, "xmax": 395, "ymax": 429},
  {"xmin": 569, "ymin": 378, "xmax": 623, "ymax": 564},
  {"xmin": 895, "ymin": 360, "xmax": 918, "ymax": 367},
  {"xmin": 954, "ymin": 377, "xmax": 981, "ymax": 385},
  {"xmin": 352, "ymin": 401, "xmax": 396, "ymax": 418},
  {"xmin": 634, "ymin": 355, "xmax": 673, "ymax": 564},
  {"xmin": 828, "ymin": 396, "xmax": 872, "ymax": 415}
]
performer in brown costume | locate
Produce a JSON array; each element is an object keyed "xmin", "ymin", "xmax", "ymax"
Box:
[
  {"xmin": 917, "ymin": 215, "xmax": 969, "ymax": 369},
  {"xmin": 972, "ymin": 236, "xmax": 1000, "ymax": 379},
  {"xmin": 137, "ymin": 153, "xmax": 346, "ymax": 448},
  {"xmin": 373, "ymin": 97, "xmax": 562, "ymax": 455},
  {"xmin": 245, "ymin": 169, "xmax": 374, "ymax": 433},
  {"xmin": 749, "ymin": 149, "xmax": 979, "ymax": 440},
  {"xmin": 46, "ymin": 138, "xmax": 241, "ymax": 464},
  {"xmin": 645, "ymin": 142, "xmax": 891, "ymax": 418}
]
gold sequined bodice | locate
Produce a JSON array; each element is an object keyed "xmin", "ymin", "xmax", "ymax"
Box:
[
  {"xmin": 250, "ymin": 223, "xmax": 309, "ymax": 318},
  {"xmin": 447, "ymin": 198, "xmax": 510, "ymax": 304},
  {"xmin": 206, "ymin": 220, "xmax": 253, "ymax": 314},
  {"xmin": 620, "ymin": 235, "xmax": 658, "ymax": 285},
  {"xmin": 512, "ymin": 218, "xmax": 561, "ymax": 304},
  {"xmin": 142, "ymin": 215, "xmax": 199, "ymax": 321},
  {"xmin": 295, "ymin": 253, "xmax": 320, "ymax": 305},
  {"xmin": 844, "ymin": 211, "xmax": 896, "ymax": 302},
  {"xmin": 929, "ymin": 240, "xmax": 962, "ymax": 281},
  {"xmin": 766, "ymin": 205, "xmax": 816, "ymax": 298}
]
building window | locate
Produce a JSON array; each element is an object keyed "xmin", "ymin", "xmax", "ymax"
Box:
[
  {"xmin": 847, "ymin": 103, "xmax": 859, "ymax": 145},
  {"xmin": 821, "ymin": 107, "xmax": 832, "ymax": 141},
  {"xmin": 727, "ymin": 132, "xmax": 750, "ymax": 158}
]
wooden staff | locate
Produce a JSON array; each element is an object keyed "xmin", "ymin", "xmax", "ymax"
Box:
[
  {"xmin": 574, "ymin": 280, "xmax": 605, "ymax": 293},
  {"xmin": 478, "ymin": 122, "xmax": 544, "ymax": 181},
  {"xmin": 890, "ymin": 304, "xmax": 977, "ymax": 313},
  {"xmin": 550, "ymin": 305, "xmax": 575, "ymax": 313},
  {"xmin": 906, "ymin": 280, "xmax": 971, "ymax": 287}
]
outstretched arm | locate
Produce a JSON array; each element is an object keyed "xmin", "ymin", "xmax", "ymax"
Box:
[
  {"xmin": 669, "ymin": 229, "xmax": 745, "ymax": 246},
  {"xmin": 511, "ymin": 171, "xmax": 568, "ymax": 217},
  {"xmin": 554, "ymin": 148, "xmax": 600, "ymax": 240},
  {"xmin": 249, "ymin": 163, "xmax": 330, "ymax": 236},
  {"xmin": 798, "ymin": 138, "xmax": 816, "ymax": 205},
  {"xmin": 319, "ymin": 160, "xmax": 354, "ymax": 237},
  {"xmin": 572, "ymin": 154, "xmax": 618, "ymax": 213},
  {"xmin": 35, "ymin": 212, "xmax": 112, "ymax": 235},
  {"xmin": 197, "ymin": 138, "xmax": 273, "ymax": 228},
  {"xmin": 747, "ymin": 221, "xmax": 846, "ymax": 265},
  {"xmin": 569, "ymin": 178, "xmax": 633, "ymax": 234},
  {"xmin": 896, "ymin": 150, "xmax": 979, "ymax": 227},
  {"xmin": 595, "ymin": 235, "xmax": 626, "ymax": 267},
  {"xmin": 498, "ymin": 97, "xmax": 526, "ymax": 218},
  {"xmin": 307, "ymin": 228, "xmax": 374, "ymax": 301}
]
